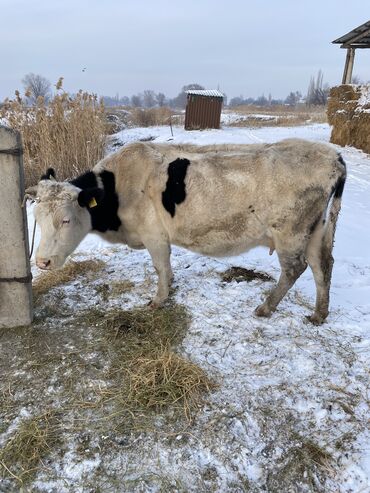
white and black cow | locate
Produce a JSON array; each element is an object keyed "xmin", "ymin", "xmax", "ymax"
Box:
[{"xmin": 26, "ymin": 139, "xmax": 346, "ymax": 324}]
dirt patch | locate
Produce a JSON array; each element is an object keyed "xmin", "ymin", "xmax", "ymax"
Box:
[{"xmin": 221, "ymin": 266, "xmax": 274, "ymax": 283}]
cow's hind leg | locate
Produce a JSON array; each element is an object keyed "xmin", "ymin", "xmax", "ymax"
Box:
[
  {"xmin": 305, "ymin": 231, "xmax": 334, "ymax": 325},
  {"xmin": 255, "ymin": 251, "xmax": 307, "ymax": 318},
  {"xmin": 144, "ymin": 240, "xmax": 173, "ymax": 306}
]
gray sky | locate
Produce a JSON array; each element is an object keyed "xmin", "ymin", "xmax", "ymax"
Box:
[{"xmin": 1, "ymin": 0, "xmax": 369, "ymax": 101}]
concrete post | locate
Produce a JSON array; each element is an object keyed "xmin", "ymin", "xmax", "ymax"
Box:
[{"xmin": 0, "ymin": 126, "xmax": 33, "ymax": 328}]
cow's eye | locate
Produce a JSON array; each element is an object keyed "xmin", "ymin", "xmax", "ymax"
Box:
[{"xmin": 62, "ymin": 219, "xmax": 70, "ymax": 225}]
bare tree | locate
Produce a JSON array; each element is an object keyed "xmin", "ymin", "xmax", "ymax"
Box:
[
  {"xmin": 156, "ymin": 92, "xmax": 166, "ymax": 107},
  {"xmin": 170, "ymin": 83, "xmax": 205, "ymax": 108},
  {"xmin": 143, "ymin": 90, "xmax": 156, "ymax": 108},
  {"xmin": 285, "ymin": 91, "xmax": 302, "ymax": 106},
  {"xmin": 131, "ymin": 94, "xmax": 142, "ymax": 107},
  {"xmin": 306, "ymin": 70, "xmax": 329, "ymax": 106},
  {"xmin": 22, "ymin": 73, "xmax": 51, "ymax": 104}
]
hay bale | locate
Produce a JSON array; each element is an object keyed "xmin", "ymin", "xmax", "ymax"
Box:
[{"xmin": 328, "ymin": 84, "xmax": 370, "ymax": 154}]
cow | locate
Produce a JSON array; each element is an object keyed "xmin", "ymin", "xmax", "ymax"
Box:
[{"xmin": 25, "ymin": 139, "xmax": 346, "ymax": 325}]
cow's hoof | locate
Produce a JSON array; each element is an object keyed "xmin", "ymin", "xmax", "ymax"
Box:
[
  {"xmin": 147, "ymin": 298, "xmax": 167, "ymax": 309},
  {"xmin": 305, "ymin": 314, "xmax": 326, "ymax": 326},
  {"xmin": 254, "ymin": 304, "xmax": 272, "ymax": 318},
  {"xmin": 147, "ymin": 300, "xmax": 160, "ymax": 310}
]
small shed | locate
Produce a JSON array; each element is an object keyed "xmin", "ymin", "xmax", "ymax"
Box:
[
  {"xmin": 184, "ymin": 89, "xmax": 224, "ymax": 130},
  {"xmin": 332, "ymin": 20, "xmax": 370, "ymax": 83}
]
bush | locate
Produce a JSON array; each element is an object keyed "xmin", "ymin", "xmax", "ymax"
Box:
[
  {"xmin": 129, "ymin": 106, "xmax": 174, "ymax": 127},
  {"xmin": 0, "ymin": 78, "xmax": 107, "ymax": 187}
]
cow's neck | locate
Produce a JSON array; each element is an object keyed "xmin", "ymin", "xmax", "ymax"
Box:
[{"xmin": 70, "ymin": 170, "xmax": 122, "ymax": 233}]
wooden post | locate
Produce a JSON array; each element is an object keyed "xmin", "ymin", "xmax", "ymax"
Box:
[
  {"xmin": 342, "ymin": 47, "xmax": 356, "ymax": 84},
  {"xmin": 0, "ymin": 126, "xmax": 33, "ymax": 328}
]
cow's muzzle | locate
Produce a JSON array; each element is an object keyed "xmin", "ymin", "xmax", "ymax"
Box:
[{"xmin": 36, "ymin": 258, "xmax": 52, "ymax": 270}]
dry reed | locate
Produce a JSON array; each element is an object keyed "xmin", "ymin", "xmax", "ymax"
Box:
[
  {"xmin": 226, "ymin": 104, "xmax": 327, "ymax": 127},
  {"xmin": 129, "ymin": 107, "xmax": 175, "ymax": 127},
  {"xmin": 0, "ymin": 78, "xmax": 107, "ymax": 187}
]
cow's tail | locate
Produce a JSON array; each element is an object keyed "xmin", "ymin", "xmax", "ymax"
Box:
[{"xmin": 323, "ymin": 154, "xmax": 346, "ymax": 253}]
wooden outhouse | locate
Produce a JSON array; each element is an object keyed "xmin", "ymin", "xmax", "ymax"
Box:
[{"xmin": 184, "ymin": 90, "xmax": 224, "ymax": 130}]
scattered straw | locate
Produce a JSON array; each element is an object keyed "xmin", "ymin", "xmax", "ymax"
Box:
[
  {"xmin": 33, "ymin": 259, "xmax": 106, "ymax": 299},
  {"xmin": 95, "ymin": 280, "xmax": 134, "ymax": 301},
  {"xmin": 266, "ymin": 439, "xmax": 333, "ymax": 492},
  {"xmin": 0, "ymin": 412, "xmax": 59, "ymax": 485}
]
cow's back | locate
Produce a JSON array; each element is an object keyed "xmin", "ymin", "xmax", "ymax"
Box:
[{"xmin": 95, "ymin": 140, "xmax": 342, "ymax": 257}]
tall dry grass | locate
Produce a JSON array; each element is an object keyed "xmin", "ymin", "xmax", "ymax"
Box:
[
  {"xmin": 225, "ymin": 104, "xmax": 327, "ymax": 127},
  {"xmin": 0, "ymin": 78, "xmax": 107, "ymax": 187}
]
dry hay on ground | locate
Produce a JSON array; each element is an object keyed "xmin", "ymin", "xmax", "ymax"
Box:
[
  {"xmin": 0, "ymin": 412, "xmax": 60, "ymax": 485},
  {"xmin": 32, "ymin": 259, "xmax": 106, "ymax": 301},
  {"xmin": 328, "ymin": 84, "xmax": 370, "ymax": 154},
  {"xmin": 0, "ymin": 298, "xmax": 214, "ymax": 488},
  {"xmin": 94, "ymin": 305, "xmax": 215, "ymax": 423}
]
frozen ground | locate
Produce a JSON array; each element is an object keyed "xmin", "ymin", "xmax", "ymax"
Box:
[{"xmin": 2, "ymin": 122, "xmax": 370, "ymax": 492}]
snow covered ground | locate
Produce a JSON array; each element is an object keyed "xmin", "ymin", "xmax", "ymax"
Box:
[{"xmin": 4, "ymin": 122, "xmax": 370, "ymax": 492}]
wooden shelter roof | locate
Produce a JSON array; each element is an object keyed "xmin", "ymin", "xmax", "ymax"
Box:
[
  {"xmin": 332, "ymin": 20, "xmax": 370, "ymax": 48},
  {"xmin": 186, "ymin": 89, "xmax": 224, "ymax": 98}
]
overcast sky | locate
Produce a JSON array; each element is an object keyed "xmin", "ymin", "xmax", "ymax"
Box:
[{"xmin": 1, "ymin": 0, "xmax": 369, "ymax": 101}]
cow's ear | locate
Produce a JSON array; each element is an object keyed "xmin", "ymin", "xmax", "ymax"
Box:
[
  {"xmin": 41, "ymin": 168, "xmax": 56, "ymax": 181},
  {"xmin": 77, "ymin": 188, "xmax": 105, "ymax": 209}
]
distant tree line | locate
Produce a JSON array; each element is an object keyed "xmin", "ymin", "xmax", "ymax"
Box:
[
  {"xmin": 102, "ymin": 84, "xmax": 218, "ymax": 109},
  {"xmin": 7, "ymin": 71, "xmax": 333, "ymax": 109},
  {"xmin": 103, "ymin": 70, "xmax": 330, "ymax": 109}
]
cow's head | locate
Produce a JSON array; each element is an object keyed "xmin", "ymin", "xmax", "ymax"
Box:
[{"xmin": 26, "ymin": 169, "xmax": 103, "ymax": 270}]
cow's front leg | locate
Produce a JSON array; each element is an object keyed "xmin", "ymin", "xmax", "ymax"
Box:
[{"xmin": 144, "ymin": 240, "xmax": 173, "ymax": 306}]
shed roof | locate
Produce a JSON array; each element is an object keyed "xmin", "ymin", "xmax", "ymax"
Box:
[
  {"xmin": 332, "ymin": 20, "xmax": 370, "ymax": 48},
  {"xmin": 186, "ymin": 89, "xmax": 224, "ymax": 98}
]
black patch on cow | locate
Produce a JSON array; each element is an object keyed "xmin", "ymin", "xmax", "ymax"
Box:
[
  {"xmin": 337, "ymin": 154, "xmax": 346, "ymax": 169},
  {"xmin": 333, "ymin": 175, "xmax": 346, "ymax": 199},
  {"xmin": 77, "ymin": 187, "xmax": 105, "ymax": 208},
  {"xmin": 334, "ymin": 155, "xmax": 346, "ymax": 199},
  {"xmin": 71, "ymin": 170, "xmax": 121, "ymax": 233},
  {"xmin": 162, "ymin": 158, "xmax": 190, "ymax": 217},
  {"xmin": 71, "ymin": 171, "xmax": 99, "ymax": 189},
  {"xmin": 41, "ymin": 168, "xmax": 56, "ymax": 180}
]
